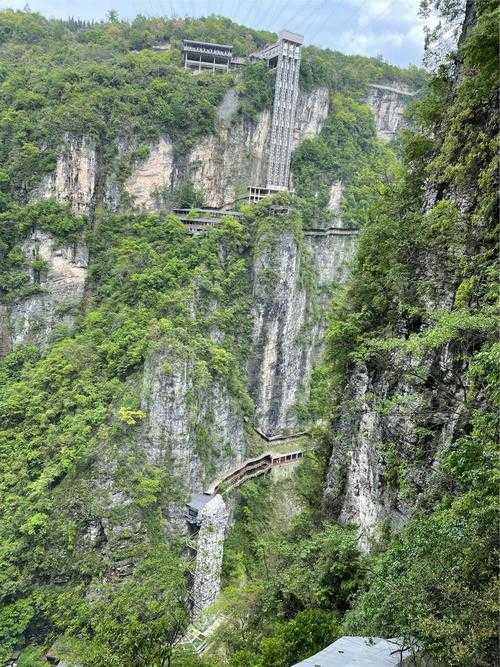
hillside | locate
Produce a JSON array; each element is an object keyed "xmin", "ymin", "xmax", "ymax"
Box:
[{"xmin": 0, "ymin": 3, "xmax": 498, "ymax": 667}]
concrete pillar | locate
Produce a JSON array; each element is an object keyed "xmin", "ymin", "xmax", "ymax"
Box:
[{"xmin": 192, "ymin": 494, "xmax": 229, "ymax": 620}]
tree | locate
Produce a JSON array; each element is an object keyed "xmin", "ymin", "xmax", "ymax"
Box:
[
  {"xmin": 67, "ymin": 546, "xmax": 190, "ymax": 667},
  {"xmin": 106, "ymin": 10, "xmax": 119, "ymax": 23}
]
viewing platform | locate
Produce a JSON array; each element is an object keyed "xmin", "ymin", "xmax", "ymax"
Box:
[
  {"xmin": 171, "ymin": 208, "xmax": 359, "ymax": 238},
  {"xmin": 172, "ymin": 208, "xmax": 242, "ymax": 233},
  {"xmin": 183, "ymin": 40, "xmax": 232, "ymax": 73}
]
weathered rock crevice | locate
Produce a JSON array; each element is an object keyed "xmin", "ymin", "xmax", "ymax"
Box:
[
  {"xmin": 249, "ymin": 229, "xmax": 357, "ymax": 438},
  {"xmin": 324, "ymin": 333, "xmax": 472, "ymax": 551},
  {"xmin": 139, "ymin": 348, "xmax": 247, "ymax": 497},
  {"xmin": 2, "ymin": 230, "xmax": 88, "ymax": 352},
  {"xmin": 365, "ymin": 81, "xmax": 416, "ymax": 142}
]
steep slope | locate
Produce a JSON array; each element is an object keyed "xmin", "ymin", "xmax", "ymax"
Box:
[
  {"xmin": 193, "ymin": 3, "xmax": 498, "ymax": 666},
  {"xmin": 0, "ymin": 10, "xmax": 425, "ymax": 665}
]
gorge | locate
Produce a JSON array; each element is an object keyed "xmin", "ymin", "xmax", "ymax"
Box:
[{"xmin": 0, "ymin": 2, "xmax": 497, "ymax": 666}]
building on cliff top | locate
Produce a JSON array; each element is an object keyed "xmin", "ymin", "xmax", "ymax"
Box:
[
  {"xmin": 182, "ymin": 31, "xmax": 304, "ymax": 202},
  {"xmin": 182, "ymin": 40, "xmax": 233, "ymax": 72}
]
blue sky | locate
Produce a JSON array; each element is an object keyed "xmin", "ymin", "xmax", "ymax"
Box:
[{"xmin": 0, "ymin": 0, "xmax": 426, "ymax": 66}]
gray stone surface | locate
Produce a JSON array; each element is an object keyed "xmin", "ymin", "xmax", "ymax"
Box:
[
  {"xmin": 366, "ymin": 82, "xmax": 415, "ymax": 142},
  {"xmin": 125, "ymin": 136, "xmax": 176, "ymax": 209},
  {"xmin": 34, "ymin": 133, "xmax": 97, "ymax": 214},
  {"xmin": 139, "ymin": 349, "xmax": 246, "ymax": 495},
  {"xmin": 249, "ymin": 229, "xmax": 357, "ymax": 438},
  {"xmin": 192, "ymin": 494, "xmax": 229, "ymax": 619},
  {"xmin": 324, "ymin": 337, "xmax": 468, "ymax": 551},
  {"xmin": 4, "ymin": 230, "xmax": 88, "ymax": 352}
]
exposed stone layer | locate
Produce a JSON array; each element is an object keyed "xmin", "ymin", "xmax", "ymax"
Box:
[
  {"xmin": 34, "ymin": 134, "xmax": 97, "ymax": 214},
  {"xmin": 4, "ymin": 231, "xmax": 88, "ymax": 351},
  {"xmin": 121, "ymin": 87, "xmax": 329, "ymax": 211},
  {"xmin": 293, "ymin": 87, "xmax": 330, "ymax": 146},
  {"xmin": 192, "ymin": 494, "xmax": 229, "ymax": 618},
  {"xmin": 249, "ymin": 230, "xmax": 357, "ymax": 437},
  {"xmin": 139, "ymin": 349, "xmax": 246, "ymax": 496},
  {"xmin": 365, "ymin": 82, "xmax": 415, "ymax": 142},
  {"xmin": 324, "ymin": 339, "xmax": 469, "ymax": 551},
  {"xmin": 124, "ymin": 137, "xmax": 176, "ymax": 210}
]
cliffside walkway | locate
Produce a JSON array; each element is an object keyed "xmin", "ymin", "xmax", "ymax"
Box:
[
  {"xmin": 172, "ymin": 208, "xmax": 359, "ymax": 237},
  {"xmin": 186, "ymin": 450, "xmax": 303, "ymax": 525}
]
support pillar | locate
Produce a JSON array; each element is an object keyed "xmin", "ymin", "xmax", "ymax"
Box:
[{"xmin": 191, "ymin": 494, "xmax": 229, "ymax": 620}]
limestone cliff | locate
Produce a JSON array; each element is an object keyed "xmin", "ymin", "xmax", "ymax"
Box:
[
  {"xmin": 31, "ymin": 88, "xmax": 330, "ymax": 215},
  {"xmin": 323, "ymin": 2, "xmax": 495, "ymax": 552},
  {"xmin": 124, "ymin": 137, "xmax": 176, "ymax": 210},
  {"xmin": 34, "ymin": 134, "xmax": 97, "ymax": 214},
  {"xmin": 139, "ymin": 348, "xmax": 247, "ymax": 498},
  {"xmin": 249, "ymin": 227, "xmax": 357, "ymax": 438},
  {"xmin": 2, "ymin": 230, "xmax": 88, "ymax": 352},
  {"xmin": 365, "ymin": 82, "xmax": 416, "ymax": 142},
  {"xmin": 128, "ymin": 86, "xmax": 330, "ymax": 210}
]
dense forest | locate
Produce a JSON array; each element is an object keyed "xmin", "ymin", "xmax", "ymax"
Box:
[{"xmin": 0, "ymin": 1, "xmax": 498, "ymax": 666}]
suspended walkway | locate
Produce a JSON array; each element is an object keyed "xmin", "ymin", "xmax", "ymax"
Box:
[
  {"xmin": 186, "ymin": 450, "xmax": 303, "ymax": 525},
  {"xmin": 172, "ymin": 208, "xmax": 359, "ymax": 237}
]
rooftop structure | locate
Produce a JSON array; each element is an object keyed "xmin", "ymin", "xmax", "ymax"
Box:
[
  {"xmin": 182, "ymin": 39, "xmax": 232, "ymax": 73},
  {"xmin": 291, "ymin": 636, "xmax": 411, "ymax": 666},
  {"xmin": 186, "ymin": 493, "xmax": 214, "ymax": 527}
]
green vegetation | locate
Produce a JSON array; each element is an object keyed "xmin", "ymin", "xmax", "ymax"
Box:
[
  {"xmin": 203, "ymin": 2, "xmax": 499, "ymax": 666},
  {"xmin": 0, "ymin": 210, "xmax": 256, "ymax": 663},
  {"xmin": 0, "ymin": 3, "xmax": 497, "ymax": 666},
  {"xmin": 0, "ymin": 193, "xmax": 324, "ymax": 663},
  {"xmin": 292, "ymin": 92, "xmax": 401, "ymax": 225},
  {"xmin": 311, "ymin": 1, "xmax": 498, "ymax": 664},
  {"xmin": 212, "ymin": 475, "xmax": 362, "ymax": 667},
  {"xmin": 0, "ymin": 10, "xmax": 275, "ymax": 201},
  {"xmin": 300, "ymin": 45, "xmax": 426, "ymax": 95}
]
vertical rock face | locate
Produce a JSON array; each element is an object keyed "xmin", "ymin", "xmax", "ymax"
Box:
[
  {"xmin": 192, "ymin": 494, "xmax": 229, "ymax": 619},
  {"xmin": 139, "ymin": 349, "xmax": 246, "ymax": 495},
  {"xmin": 122, "ymin": 87, "xmax": 330, "ymax": 211},
  {"xmin": 249, "ymin": 231, "xmax": 307, "ymax": 437},
  {"xmin": 293, "ymin": 87, "xmax": 330, "ymax": 147},
  {"xmin": 324, "ymin": 340, "xmax": 469, "ymax": 550},
  {"xmin": 327, "ymin": 181, "xmax": 344, "ymax": 220},
  {"xmin": 4, "ymin": 231, "xmax": 88, "ymax": 351},
  {"xmin": 324, "ymin": 365, "xmax": 412, "ymax": 552},
  {"xmin": 188, "ymin": 109, "xmax": 272, "ymax": 208},
  {"xmin": 365, "ymin": 83, "xmax": 416, "ymax": 142},
  {"xmin": 35, "ymin": 134, "xmax": 97, "ymax": 214},
  {"xmin": 249, "ymin": 229, "xmax": 357, "ymax": 437},
  {"xmin": 124, "ymin": 137, "xmax": 176, "ymax": 209}
]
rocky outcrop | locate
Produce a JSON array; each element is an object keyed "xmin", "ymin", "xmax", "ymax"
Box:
[
  {"xmin": 327, "ymin": 181, "xmax": 343, "ymax": 220},
  {"xmin": 366, "ymin": 82, "xmax": 416, "ymax": 142},
  {"xmin": 192, "ymin": 494, "xmax": 229, "ymax": 619},
  {"xmin": 3, "ymin": 231, "xmax": 88, "ymax": 351},
  {"xmin": 52, "ymin": 86, "xmax": 329, "ymax": 213},
  {"xmin": 249, "ymin": 228, "xmax": 357, "ymax": 438},
  {"xmin": 293, "ymin": 87, "xmax": 330, "ymax": 147},
  {"xmin": 31, "ymin": 87, "xmax": 329, "ymax": 214},
  {"xmin": 34, "ymin": 134, "xmax": 97, "ymax": 214},
  {"xmin": 186, "ymin": 86, "xmax": 329, "ymax": 209},
  {"xmin": 187, "ymin": 107, "xmax": 272, "ymax": 209},
  {"xmin": 124, "ymin": 137, "xmax": 176, "ymax": 209},
  {"xmin": 139, "ymin": 349, "xmax": 247, "ymax": 497},
  {"xmin": 324, "ymin": 364, "xmax": 414, "ymax": 551}
]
